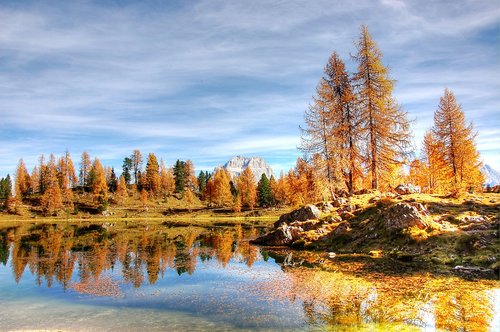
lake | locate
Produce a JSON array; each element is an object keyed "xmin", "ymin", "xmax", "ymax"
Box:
[{"xmin": 0, "ymin": 221, "xmax": 498, "ymax": 331}]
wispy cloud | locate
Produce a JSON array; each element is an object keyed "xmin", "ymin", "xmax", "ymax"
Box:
[{"xmin": 0, "ymin": 0, "xmax": 498, "ymax": 177}]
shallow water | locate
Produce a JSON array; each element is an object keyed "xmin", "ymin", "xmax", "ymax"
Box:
[{"xmin": 0, "ymin": 222, "xmax": 498, "ymax": 331}]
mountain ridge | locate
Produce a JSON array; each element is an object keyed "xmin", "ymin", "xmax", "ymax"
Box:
[
  {"xmin": 481, "ymin": 164, "xmax": 500, "ymax": 187},
  {"xmin": 222, "ymin": 156, "xmax": 274, "ymax": 183}
]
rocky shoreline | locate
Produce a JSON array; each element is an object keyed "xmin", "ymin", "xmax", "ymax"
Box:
[{"xmin": 251, "ymin": 193, "xmax": 500, "ymax": 279}]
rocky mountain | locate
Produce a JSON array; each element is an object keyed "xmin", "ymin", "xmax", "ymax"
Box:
[
  {"xmin": 481, "ymin": 164, "xmax": 500, "ymax": 187},
  {"xmin": 222, "ymin": 156, "xmax": 274, "ymax": 183}
]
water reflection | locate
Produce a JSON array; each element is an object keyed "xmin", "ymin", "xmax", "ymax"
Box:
[
  {"xmin": 1, "ymin": 223, "xmax": 261, "ymax": 290},
  {"xmin": 0, "ymin": 222, "xmax": 498, "ymax": 331}
]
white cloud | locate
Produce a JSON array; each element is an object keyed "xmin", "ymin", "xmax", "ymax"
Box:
[{"xmin": 0, "ymin": 0, "xmax": 498, "ymax": 178}]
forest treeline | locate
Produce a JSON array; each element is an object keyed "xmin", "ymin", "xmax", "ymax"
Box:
[
  {"xmin": 0, "ymin": 25, "xmax": 486, "ymax": 216},
  {"xmin": 0, "ymin": 149, "xmax": 283, "ymax": 216}
]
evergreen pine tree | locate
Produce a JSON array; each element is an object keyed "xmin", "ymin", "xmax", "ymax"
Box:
[
  {"xmin": 173, "ymin": 160, "xmax": 186, "ymax": 195},
  {"xmin": 122, "ymin": 157, "xmax": 132, "ymax": 185},
  {"xmin": 257, "ymin": 174, "xmax": 272, "ymax": 207}
]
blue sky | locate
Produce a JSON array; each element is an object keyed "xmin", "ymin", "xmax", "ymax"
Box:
[{"xmin": 0, "ymin": 0, "xmax": 499, "ymax": 178}]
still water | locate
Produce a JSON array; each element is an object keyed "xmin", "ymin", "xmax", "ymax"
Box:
[{"xmin": 0, "ymin": 221, "xmax": 498, "ymax": 331}]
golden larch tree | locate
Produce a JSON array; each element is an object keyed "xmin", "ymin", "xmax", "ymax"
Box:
[
  {"xmin": 15, "ymin": 159, "xmax": 31, "ymax": 200},
  {"xmin": 91, "ymin": 158, "xmax": 108, "ymax": 204},
  {"xmin": 131, "ymin": 149, "xmax": 143, "ymax": 185},
  {"xmin": 408, "ymin": 159, "xmax": 428, "ymax": 191},
  {"xmin": 115, "ymin": 175, "xmax": 128, "ymax": 202},
  {"xmin": 300, "ymin": 83, "xmax": 339, "ymax": 196},
  {"xmin": 40, "ymin": 170, "xmax": 63, "ymax": 216},
  {"xmin": 144, "ymin": 153, "xmax": 160, "ymax": 196},
  {"xmin": 57, "ymin": 151, "xmax": 78, "ymax": 208},
  {"xmin": 431, "ymin": 88, "xmax": 483, "ymax": 194},
  {"xmin": 237, "ymin": 167, "xmax": 257, "ymax": 210},
  {"xmin": 272, "ymin": 172, "xmax": 290, "ymax": 207},
  {"xmin": 204, "ymin": 177, "xmax": 216, "ymax": 206},
  {"xmin": 421, "ymin": 130, "xmax": 450, "ymax": 193},
  {"xmin": 213, "ymin": 168, "xmax": 232, "ymax": 207},
  {"xmin": 301, "ymin": 51, "xmax": 362, "ymax": 196},
  {"xmin": 30, "ymin": 166, "xmax": 41, "ymax": 194},
  {"xmin": 159, "ymin": 161, "xmax": 175, "ymax": 197},
  {"xmin": 184, "ymin": 160, "xmax": 198, "ymax": 193},
  {"xmin": 79, "ymin": 151, "xmax": 92, "ymax": 187},
  {"xmin": 353, "ymin": 25, "xmax": 412, "ymax": 190}
]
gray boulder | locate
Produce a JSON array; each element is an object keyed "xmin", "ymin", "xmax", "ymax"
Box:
[
  {"xmin": 383, "ymin": 203, "xmax": 429, "ymax": 230},
  {"xmin": 252, "ymin": 225, "xmax": 297, "ymax": 246},
  {"xmin": 274, "ymin": 204, "xmax": 320, "ymax": 228},
  {"xmin": 395, "ymin": 184, "xmax": 421, "ymax": 195}
]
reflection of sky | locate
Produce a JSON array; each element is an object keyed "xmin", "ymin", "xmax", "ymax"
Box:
[
  {"xmin": 0, "ymin": 250, "xmax": 306, "ymax": 331},
  {"xmin": 0, "ymin": 0, "xmax": 499, "ymax": 177}
]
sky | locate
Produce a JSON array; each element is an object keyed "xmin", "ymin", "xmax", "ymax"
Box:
[{"xmin": 0, "ymin": 0, "xmax": 499, "ymax": 179}]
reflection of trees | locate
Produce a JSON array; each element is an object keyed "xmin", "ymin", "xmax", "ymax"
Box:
[
  {"xmin": 1, "ymin": 223, "xmax": 496, "ymax": 330},
  {"xmin": 1, "ymin": 223, "xmax": 260, "ymax": 290},
  {"xmin": 434, "ymin": 282, "xmax": 494, "ymax": 332},
  {"xmin": 268, "ymin": 268, "xmax": 496, "ymax": 331},
  {"xmin": 0, "ymin": 228, "xmax": 15, "ymax": 266}
]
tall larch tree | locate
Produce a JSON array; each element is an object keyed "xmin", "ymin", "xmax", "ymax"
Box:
[
  {"xmin": 57, "ymin": 151, "xmax": 78, "ymax": 208},
  {"xmin": 213, "ymin": 168, "xmax": 232, "ymax": 207},
  {"xmin": 40, "ymin": 169, "xmax": 62, "ymax": 216},
  {"xmin": 204, "ymin": 177, "xmax": 216, "ymax": 206},
  {"xmin": 421, "ymin": 130, "xmax": 449, "ymax": 193},
  {"xmin": 58, "ymin": 150, "xmax": 78, "ymax": 189},
  {"xmin": 237, "ymin": 167, "xmax": 257, "ymax": 210},
  {"xmin": 159, "ymin": 161, "xmax": 175, "ymax": 197},
  {"xmin": 353, "ymin": 25, "xmax": 412, "ymax": 190},
  {"xmin": 15, "ymin": 159, "xmax": 31, "ymax": 200},
  {"xmin": 131, "ymin": 150, "xmax": 143, "ymax": 185},
  {"xmin": 185, "ymin": 160, "xmax": 198, "ymax": 193},
  {"xmin": 322, "ymin": 52, "xmax": 362, "ymax": 194},
  {"xmin": 301, "ymin": 52, "xmax": 361, "ymax": 196},
  {"xmin": 115, "ymin": 175, "xmax": 128, "ymax": 202},
  {"xmin": 91, "ymin": 158, "xmax": 108, "ymax": 205},
  {"xmin": 79, "ymin": 151, "xmax": 92, "ymax": 188},
  {"xmin": 431, "ymin": 88, "xmax": 483, "ymax": 193},
  {"xmin": 300, "ymin": 84, "xmax": 338, "ymax": 196},
  {"xmin": 144, "ymin": 153, "xmax": 160, "ymax": 196},
  {"xmin": 38, "ymin": 154, "xmax": 49, "ymax": 194},
  {"xmin": 272, "ymin": 172, "xmax": 289, "ymax": 207},
  {"xmin": 30, "ymin": 166, "xmax": 40, "ymax": 194}
]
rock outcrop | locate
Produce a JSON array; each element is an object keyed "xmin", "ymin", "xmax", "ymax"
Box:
[
  {"xmin": 252, "ymin": 224, "xmax": 295, "ymax": 246},
  {"xmin": 222, "ymin": 156, "xmax": 274, "ymax": 182},
  {"xmin": 383, "ymin": 203, "xmax": 428, "ymax": 230}
]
